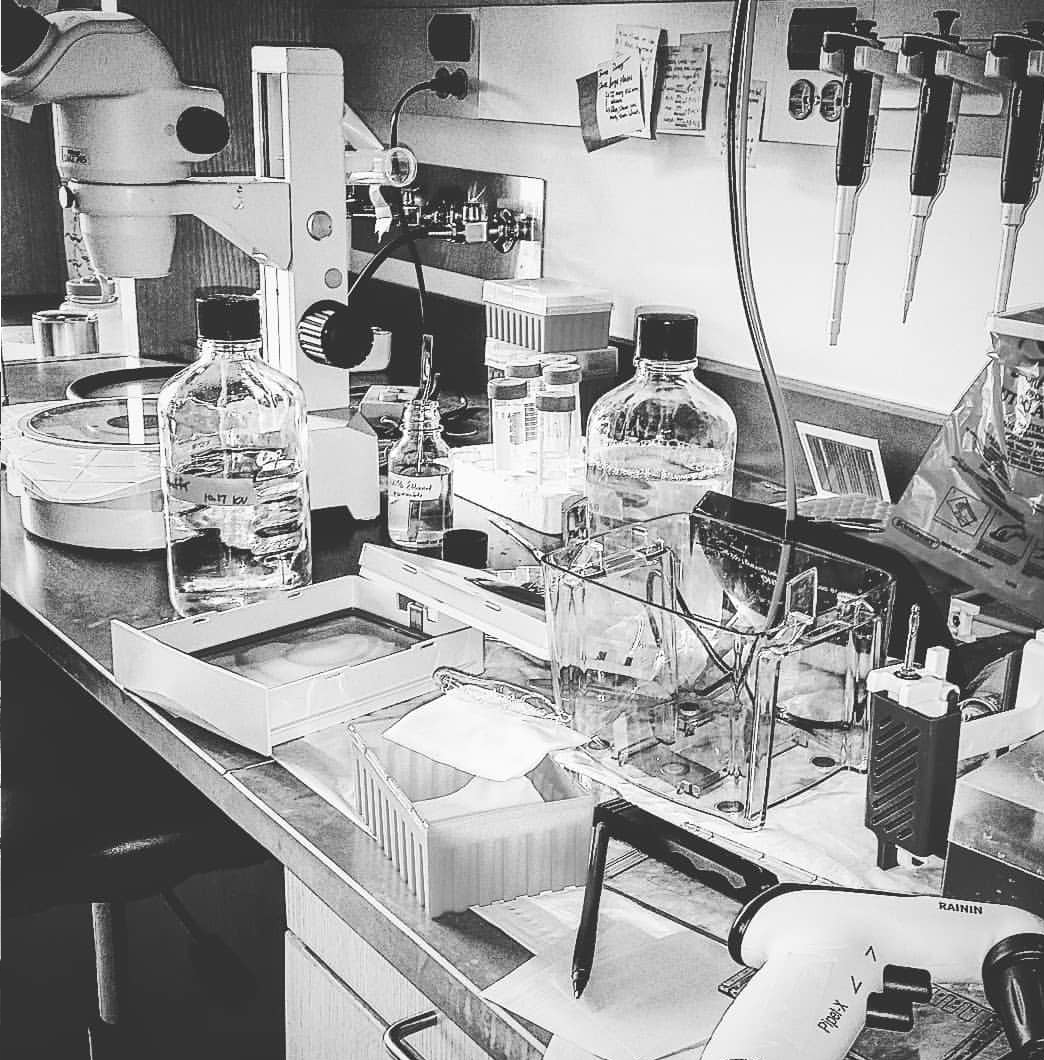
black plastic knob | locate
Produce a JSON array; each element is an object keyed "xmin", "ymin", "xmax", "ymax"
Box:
[
  {"xmin": 884, "ymin": 965, "xmax": 933, "ymax": 1002},
  {"xmin": 865, "ymin": 991, "xmax": 915, "ymax": 1032},
  {"xmin": 176, "ymin": 107, "xmax": 231, "ymax": 156},
  {"xmin": 854, "ymin": 19, "xmax": 878, "ymax": 39},
  {"xmin": 297, "ymin": 301, "xmax": 374, "ymax": 371},
  {"xmin": 983, "ymin": 933, "xmax": 1044, "ymax": 1052}
]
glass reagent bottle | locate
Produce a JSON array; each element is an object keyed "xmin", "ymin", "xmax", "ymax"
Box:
[
  {"xmin": 387, "ymin": 399, "xmax": 453, "ymax": 549},
  {"xmin": 158, "ymin": 293, "xmax": 312, "ymax": 616}
]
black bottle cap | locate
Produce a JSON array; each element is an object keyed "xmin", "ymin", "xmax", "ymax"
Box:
[
  {"xmin": 635, "ymin": 311, "xmax": 698, "ymax": 362},
  {"xmin": 442, "ymin": 528, "xmax": 488, "ymax": 569},
  {"xmin": 196, "ymin": 293, "xmax": 262, "ymax": 341}
]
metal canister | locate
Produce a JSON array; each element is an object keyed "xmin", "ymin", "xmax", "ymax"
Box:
[{"xmin": 32, "ymin": 309, "xmax": 99, "ymax": 359}]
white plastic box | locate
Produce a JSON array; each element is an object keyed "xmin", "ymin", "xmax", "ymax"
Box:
[
  {"xmin": 483, "ymin": 278, "xmax": 612, "ymax": 354},
  {"xmin": 348, "ymin": 711, "xmax": 595, "ymax": 916},
  {"xmin": 110, "ymin": 545, "xmax": 488, "ymax": 755}
]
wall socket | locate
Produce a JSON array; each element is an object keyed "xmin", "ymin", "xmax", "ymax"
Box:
[{"xmin": 419, "ymin": 9, "xmax": 480, "ymax": 120}]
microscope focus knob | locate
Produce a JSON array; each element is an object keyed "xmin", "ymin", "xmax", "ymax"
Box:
[
  {"xmin": 176, "ymin": 107, "xmax": 231, "ymax": 156},
  {"xmin": 297, "ymin": 301, "xmax": 374, "ymax": 371},
  {"xmin": 865, "ymin": 991, "xmax": 914, "ymax": 1032}
]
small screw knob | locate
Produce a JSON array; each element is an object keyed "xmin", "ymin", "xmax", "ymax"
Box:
[{"xmin": 854, "ymin": 19, "xmax": 878, "ymax": 39}]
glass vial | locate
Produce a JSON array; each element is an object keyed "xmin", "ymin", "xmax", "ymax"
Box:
[
  {"xmin": 387, "ymin": 399, "xmax": 453, "ymax": 550},
  {"xmin": 488, "ymin": 378, "xmax": 529, "ymax": 474},
  {"xmin": 542, "ymin": 361, "xmax": 583, "ymax": 442},
  {"xmin": 157, "ymin": 293, "xmax": 312, "ymax": 617},
  {"xmin": 536, "ymin": 391, "xmax": 577, "ymax": 489},
  {"xmin": 503, "ymin": 359, "xmax": 543, "ymax": 444}
]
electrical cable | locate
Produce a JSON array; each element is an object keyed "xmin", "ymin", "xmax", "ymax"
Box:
[
  {"xmin": 725, "ymin": 0, "xmax": 797, "ymax": 629},
  {"xmin": 387, "ymin": 77, "xmax": 450, "ymax": 358},
  {"xmin": 388, "ymin": 79, "xmax": 439, "ymax": 150},
  {"xmin": 347, "ymin": 226, "xmax": 426, "ymax": 300}
]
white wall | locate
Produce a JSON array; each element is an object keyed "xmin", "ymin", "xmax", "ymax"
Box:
[
  {"xmin": 389, "ymin": 111, "xmax": 1042, "ymax": 414},
  {"xmin": 334, "ymin": 0, "xmax": 1044, "ymax": 415}
]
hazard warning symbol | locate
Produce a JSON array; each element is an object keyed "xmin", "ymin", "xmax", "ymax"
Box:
[{"xmin": 934, "ymin": 487, "xmax": 990, "ymax": 537}]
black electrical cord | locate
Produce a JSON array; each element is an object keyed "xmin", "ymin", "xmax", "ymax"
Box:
[
  {"xmin": 348, "ymin": 225, "xmax": 427, "ymax": 301},
  {"xmin": 387, "ymin": 78, "xmax": 445, "ymax": 352},
  {"xmin": 389, "ymin": 79, "xmax": 440, "ymax": 150},
  {"xmin": 386, "ymin": 70, "xmax": 468, "ymax": 362}
]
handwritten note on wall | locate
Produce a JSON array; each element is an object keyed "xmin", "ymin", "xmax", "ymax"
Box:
[
  {"xmin": 658, "ymin": 41, "xmax": 709, "ymax": 133},
  {"xmin": 613, "ymin": 24, "xmax": 664, "ymax": 139},
  {"xmin": 596, "ymin": 52, "xmax": 644, "ymax": 137}
]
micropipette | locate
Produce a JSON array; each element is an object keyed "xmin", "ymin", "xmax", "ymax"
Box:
[
  {"xmin": 898, "ymin": 11, "xmax": 965, "ymax": 323},
  {"xmin": 986, "ymin": 20, "xmax": 1044, "ymax": 314},
  {"xmin": 820, "ymin": 20, "xmax": 886, "ymax": 346}
]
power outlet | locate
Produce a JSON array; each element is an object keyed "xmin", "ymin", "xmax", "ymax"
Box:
[{"xmin": 419, "ymin": 9, "xmax": 480, "ymax": 120}]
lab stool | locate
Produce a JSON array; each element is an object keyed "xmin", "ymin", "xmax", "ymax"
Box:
[{"xmin": 1, "ymin": 641, "xmax": 270, "ymax": 1058}]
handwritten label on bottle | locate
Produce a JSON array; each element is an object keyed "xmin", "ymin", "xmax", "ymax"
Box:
[
  {"xmin": 389, "ymin": 472, "xmax": 443, "ymax": 502},
  {"xmin": 166, "ymin": 472, "xmax": 259, "ymax": 507}
]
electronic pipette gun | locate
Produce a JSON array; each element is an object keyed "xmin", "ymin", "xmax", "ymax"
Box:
[
  {"xmin": 702, "ymin": 884, "xmax": 1044, "ymax": 1060},
  {"xmin": 820, "ymin": 20, "xmax": 887, "ymax": 346}
]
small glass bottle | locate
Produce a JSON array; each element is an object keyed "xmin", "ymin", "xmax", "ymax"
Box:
[
  {"xmin": 387, "ymin": 399, "xmax": 453, "ymax": 550},
  {"xmin": 541, "ymin": 361, "xmax": 583, "ymax": 443},
  {"xmin": 488, "ymin": 378, "xmax": 529, "ymax": 474},
  {"xmin": 157, "ymin": 293, "xmax": 312, "ymax": 616},
  {"xmin": 536, "ymin": 391, "xmax": 577, "ymax": 489}
]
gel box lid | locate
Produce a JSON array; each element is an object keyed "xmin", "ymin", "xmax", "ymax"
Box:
[
  {"xmin": 482, "ymin": 277, "xmax": 613, "ymax": 316},
  {"xmin": 359, "ymin": 544, "xmax": 549, "ymax": 661}
]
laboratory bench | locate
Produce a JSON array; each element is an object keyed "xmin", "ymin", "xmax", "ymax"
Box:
[
  {"xmin": 0, "ymin": 474, "xmax": 572, "ymax": 1060},
  {"xmin": 0, "ymin": 356, "xmax": 973, "ymax": 1059}
]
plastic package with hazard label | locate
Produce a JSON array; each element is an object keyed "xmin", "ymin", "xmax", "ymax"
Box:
[{"xmin": 891, "ymin": 305, "xmax": 1044, "ymax": 620}]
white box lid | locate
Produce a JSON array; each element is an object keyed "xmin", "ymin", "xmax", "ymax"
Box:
[
  {"xmin": 359, "ymin": 544, "xmax": 549, "ymax": 661},
  {"xmin": 482, "ymin": 278, "xmax": 613, "ymax": 316}
]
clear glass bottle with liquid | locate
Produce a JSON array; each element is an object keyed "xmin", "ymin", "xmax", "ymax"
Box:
[
  {"xmin": 585, "ymin": 311, "xmax": 736, "ymax": 620},
  {"xmin": 387, "ymin": 399, "xmax": 453, "ymax": 549},
  {"xmin": 157, "ymin": 293, "xmax": 312, "ymax": 616}
]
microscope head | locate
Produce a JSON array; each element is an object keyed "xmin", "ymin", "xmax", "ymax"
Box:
[{"xmin": 1, "ymin": 2, "xmax": 230, "ymax": 276}]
